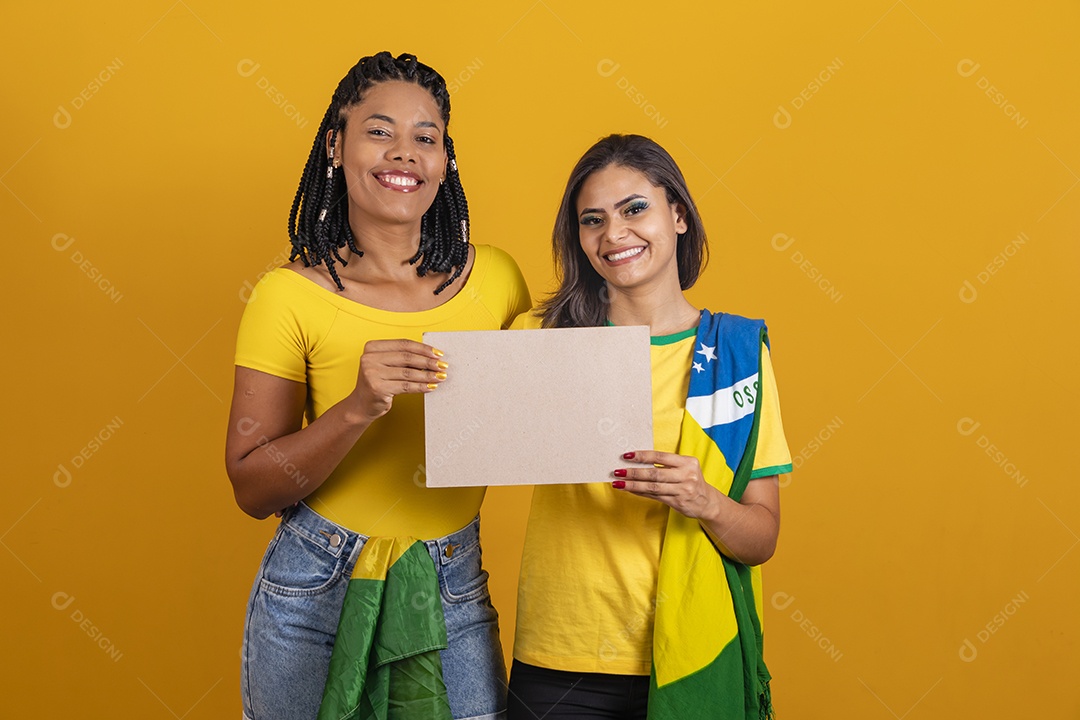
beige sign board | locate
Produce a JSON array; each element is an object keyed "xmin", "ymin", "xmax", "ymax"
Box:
[{"xmin": 423, "ymin": 326, "xmax": 654, "ymax": 487}]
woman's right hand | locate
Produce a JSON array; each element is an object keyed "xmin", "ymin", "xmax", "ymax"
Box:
[{"xmin": 349, "ymin": 339, "xmax": 448, "ymax": 421}]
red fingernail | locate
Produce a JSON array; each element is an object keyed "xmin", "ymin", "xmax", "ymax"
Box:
[
  {"xmin": 612, "ymin": 480, "xmax": 626, "ymax": 489},
  {"xmin": 622, "ymin": 452, "xmax": 635, "ymax": 459},
  {"xmin": 613, "ymin": 469, "xmax": 627, "ymax": 478}
]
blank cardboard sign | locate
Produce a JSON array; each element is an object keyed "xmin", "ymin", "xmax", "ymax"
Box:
[{"xmin": 423, "ymin": 326, "xmax": 653, "ymax": 487}]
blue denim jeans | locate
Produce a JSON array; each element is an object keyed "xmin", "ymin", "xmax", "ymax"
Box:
[{"xmin": 241, "ymin": 502, "xmax": 507, "ymax": 719}]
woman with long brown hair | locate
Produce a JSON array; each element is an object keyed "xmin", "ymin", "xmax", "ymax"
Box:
[{"xmin": 508, "ymin": 134, "xmax": 792, "ymax": 720}]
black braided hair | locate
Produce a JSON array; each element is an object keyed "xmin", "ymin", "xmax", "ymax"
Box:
[{"xmin": 288, "ymin": 52, "xmax": 470, "ymax": 294}]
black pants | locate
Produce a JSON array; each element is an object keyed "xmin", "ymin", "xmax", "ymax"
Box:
[{"xmin": 507, "ymin": 660, "xmax": 650, "ymax": 720}]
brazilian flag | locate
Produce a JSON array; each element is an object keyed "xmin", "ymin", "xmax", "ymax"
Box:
[
  {"xmin": 318, "ymin": 537, "xmax": 452, "ymax": 720},
  {"xmin": 649, "ymin": 311, "xmax": 776, "ymax": 720}
]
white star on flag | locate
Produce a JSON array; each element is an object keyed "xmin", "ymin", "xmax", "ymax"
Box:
[
  {"xmin": 693, "ymin": 362, "xmax": 705, "ymax": 373},
  {"xmin": 696, "ymin": 343, "xmax": 717, "ymax": 362}
]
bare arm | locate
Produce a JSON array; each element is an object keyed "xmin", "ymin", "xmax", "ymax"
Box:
[
  {"xmin": 613, "ymin": 451, "xmax": 781, "ymax": 565},
  {"xmin": 696, "ymin": 475, "xmax": 780, "ymax": 566},
  {"xmin": 224, "ymin": 339, "xmax": 447, "ymax": 519}
]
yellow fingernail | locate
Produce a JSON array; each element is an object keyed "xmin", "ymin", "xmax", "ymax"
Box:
[
  {"xmin": 435, "ymin": 372, "xmax": 447, "ymax": 380},
  {"xmin": 427, "ymin": 383, "xmax": 439, "ymax": 390},
  {"xmin": 437, "ymin": 361, "xmax": 449, "ymax": 370},
  {"xmin": 433, "ymin": 348, "xmax": 445, "ymax": 357}
]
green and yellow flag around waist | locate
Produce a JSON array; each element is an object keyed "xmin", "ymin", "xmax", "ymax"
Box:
[
  {"xmin": 318, "ymin": 536, "xmax": 451, "ymax": 720},
  {"xmin": 649, "ymin": 311, "xmax": 775, "ymax": 720}
]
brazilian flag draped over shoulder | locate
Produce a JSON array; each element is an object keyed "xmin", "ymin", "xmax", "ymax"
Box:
[
  {"xmin": 648, "ymin": 311, "xmax": 775, "ymax": 720},
  {"xmin": 318, "ymin": 537, "xmax": 452, "ymax": 720}
]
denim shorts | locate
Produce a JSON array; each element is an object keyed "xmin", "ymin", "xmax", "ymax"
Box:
[{"xmin": 241, "ymin": 502, "xmax": 507, "ymax": 720}]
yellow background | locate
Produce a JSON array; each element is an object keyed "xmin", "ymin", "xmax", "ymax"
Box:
[{"xmin": 4, "ymin": 1, "xmax": 1078, "ymax": 717}]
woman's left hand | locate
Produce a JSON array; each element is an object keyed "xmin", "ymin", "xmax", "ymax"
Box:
[
  {"xmin": 613, "ymin": 450, "xmax": 782, "ymax": 565},
  {"xmin": 612, "ymin": 450, "xmax": 719, "ymax": 520}
]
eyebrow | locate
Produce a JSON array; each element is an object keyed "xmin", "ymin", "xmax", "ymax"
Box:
[
  {"xmin": 579, "ymin": 194, "xmax": 647, "ymax": 217},
  {"xmin": 364, "ymin": 114, "xmax": 441, "ymax": 130}
]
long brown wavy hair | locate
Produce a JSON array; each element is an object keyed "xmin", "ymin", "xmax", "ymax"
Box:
[{"xmin": 536, "ymin": 134, "xmax": 709, "ymax": 328}]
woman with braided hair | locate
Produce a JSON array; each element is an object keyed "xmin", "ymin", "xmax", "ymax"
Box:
[{"xmin": 226, "ymin": 52, "xmax": 530, "ymax": 719}]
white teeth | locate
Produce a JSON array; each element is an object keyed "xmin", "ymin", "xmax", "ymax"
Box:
[
  {"xmin": 380, "ymin": 174, "xmax": 419, "ymax": 187},
  {"xmin": 606, "ymin": 247, "xmax": 644, "ymax": 262}
]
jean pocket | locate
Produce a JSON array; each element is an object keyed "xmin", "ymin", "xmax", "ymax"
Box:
[
  {"xmin": 259, "ymin": 525, "xmax": 346, "ymax": 598},
  {"xmin": 440, "ymin": 540, "xmax": 490, "ymax": 604}
]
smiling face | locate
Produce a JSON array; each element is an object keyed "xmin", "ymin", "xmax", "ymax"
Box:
[
  {"xmin": 576, "ymin": 164, "xmax": 687, "ymax": 293},
  {"xmin": 332, "ymin": 80, "xmax": 448, "ymax": 232}
]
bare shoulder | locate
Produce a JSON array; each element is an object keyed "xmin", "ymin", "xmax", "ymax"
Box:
[{"xmin": 284, "ymin": 259, "xmax": 340, "ymax": 292}]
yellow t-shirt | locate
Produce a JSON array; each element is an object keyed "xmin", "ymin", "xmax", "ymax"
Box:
[
  {"xmin": 234, "ymin": 244, "xmax": 531, "ymax": 539},
  {"xmin": 512, "ymin": 314, "xmax": 792, "ymax": 675}
]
